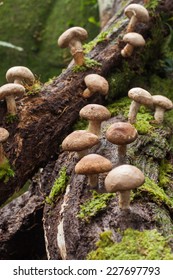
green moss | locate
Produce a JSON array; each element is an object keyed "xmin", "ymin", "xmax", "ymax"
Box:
[
  {"xmin": 72, "ymin": 57, "xmax": 101, "ymax": 72},
  {"xmin": 135, "ymin": 177, "xmax": 173, "ymax": 209},
  {"xmin": 107, "ymin": 97, "xmax": 130, "ymax": 117},
  {"xmin": 87, "ymin": 228, "xmax": 173, "ymax": 260},
  {"xmin": 0, "ymin": 159, "xmax": 15, "ymax": 183},
  {"xmin": 145, "ymin": 0, "xmax": 160, "ymax": 11},
  {"xmin": 77, "ymin": 191, "xmax": 115, "ymax": 222},
  {"xmin": 83, "ymin": 31, "xmax": 109, "ymax": 54},
  {"xmin": 73, "ymin": 118, "xmax": 88, "ymax": 131},
  {"xmin": 46, "ymin": 167, "xmax": 69, "ymax": 204},
  {"xmin": 159, "ymin": 159, "xmax": 173, "ymax": 189},
  {"xmin": 134, "ymin": 106, "xmax": 154, "ymax": 135},
  {"xmin": 5, "ymin": 114, "xmax": 19, "ymax": 124},
  {"xmin": 25, "ymin": 80, "xmax": 43, "ymax": 96}
]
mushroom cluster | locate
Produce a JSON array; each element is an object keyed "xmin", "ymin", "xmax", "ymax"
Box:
[{"xmin": 121, "ymin": 4, "xmax": 149, "ymax": 57}]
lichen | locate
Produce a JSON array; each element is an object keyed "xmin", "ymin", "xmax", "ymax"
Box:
[
  {"xmin": 46, "ymin": 167, "xmax": 69, "ymax": 205},
  {"xmin": 0, "ymin": 159, "xmax": 15, "ymax": 183},
  {"xmin": 77, "ymin": 191, "xmax": 115, "ymax": 222},
  {"xmin": 87, "ymin": 228, "xmax": 173, "ymax": 260}
]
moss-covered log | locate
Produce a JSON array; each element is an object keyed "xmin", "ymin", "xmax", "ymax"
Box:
[{"xmin": 0, "ymin": 0, "xmax": 151, "ymax": 205}]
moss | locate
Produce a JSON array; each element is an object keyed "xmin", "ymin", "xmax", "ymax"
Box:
[
  {"xmin": 0, "ymin": 159, "xmax": 15, "ymax": 183},
  {"xmin": 135, "ymin": 177, "xmax": 173, "ymax": 209},
  {"xmin": 83, "ymin": 31, "xmax": 109, "ymax": 54},
  {"xmin": 107, "ymin": 97, "xmax": 130, "ymax": 117},
  {"xmin": 87, "ymin": 228, "xmax": 173, "ymax": 260},
  {"xmin": 46, "ymin": 167, "xmax": 69, "ymax": 204},
  {"xmin": 72, "ymin": 57, "xmax": 101, "ymax": 73},
  {"xmin": 5, "ymin": 114, "xmax": 19, "ymax": 124},
  {"xmin": 25, "ymin": 79, "xmax": 43, "ymax": 96},
  {"xmin": 145, "ymin": 0, "xmax": 160, "ymax": 11},
  {"xmin": 73, "ymin": 118, "xmax": 88, "ymax": 131},
  {"xmin": 159, "ymin": 159, "xmax": 173, "ymax": 189},
  {"xmin": 134, "ymin": 106, "xmax": 154, "ymax": 135},
  {"xmin": 77, "ymin": 191, "xmax": 115, "ymax": 222}
]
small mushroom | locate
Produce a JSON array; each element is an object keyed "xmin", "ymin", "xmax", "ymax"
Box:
[
  {"xmin": 62, "ymin": 130, "xmax": 99, "ymax": 159},
  {"xmin": 6, "ymin": 66, "xmax": 35, "ymax": 85},
  {"xmin": 79, "ymin": 104, "xmax": 111, "ymax": 136},
  {"xmin": 128, "ymin": 87, "xmax": 153, "ymax": 124},
  {"xmin": 124, "ymin": 4, "xmax": 149, "ymax": 33},
  {"xmin": 58, "ymin": 26, "xmax": 88, "ymax": 66},
  {"xmin": 75, "ymin": 153, "xmax": 112, "ymax": 188},
  {"xmin": 121, "ymin": 32, "xmax": 146, "ymax": 57},
  {"xmin": 82, "ymin": 74, "xmax": 109, "ymax": 98},
  {"xmin": 106, "ymin": 122, "xmax": 138, "ymax": 164},
  {"xmin": 0, "ymin": 127, "xmax": 9, "ymax": 165},
  {"xmin": 0, "ymin": 83, "xmax": 25, "ymax": 115},
  {"xmin": 152, "ymin": 95, "xmax": 173, "ymax": 124},
  {"xmin": 105, "ymin": 164, "xmax": 145, "ymax": 210}
]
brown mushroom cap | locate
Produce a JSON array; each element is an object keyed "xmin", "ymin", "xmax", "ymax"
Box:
[
  {"xmin": 106, "ymin": 122, "xmax": 138, "ymax": 145},
  {"xmin": 122, "ymin": 32, "xmax": 145, "ymax": 47},
  {"xmin": 58, "ymin": 27, "xmax": 88, "ymax": 48},
  {"xmin": 124, "ymin": 4, "xmax": 149, "ymax": 23},
  {"xmin": 152, "ymin": 95, "xmax": 173, "ymax": 110},
  {"xmin": 128, "ymin": 87, "xmax": 153, "ymax": 106},
  {"xmin": 62, "ymin": 130, "xmax": 99, "ymax": 151},
  {"xmin": 0, "ymin": 83, "xmax": 25, "ymax": 99},
  {"xmin": 105, "ymin": 164, "xmax": 145, "ymax": 193},
  {"xmin": 0, "ymin": 128, "xmax": 9, "ymax": 143},
  {"xmin": 75, "ymin": 154, "xmax": 112, "ymax": 174},
  {"xmin": 84, "ymin": 74, "xmax": 109, "ymax": 96},
  {"xmin": 6, "ymin": 66, "xmax": 35, "ymax": 85},
  {"xmin": 79, "ymin": 104, "xmax": 111, "ymax": 121}
]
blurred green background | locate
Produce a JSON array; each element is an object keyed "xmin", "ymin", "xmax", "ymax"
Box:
[{"xmin": 0, "ymin": 0, "xmax": 99, "ymax": 84}]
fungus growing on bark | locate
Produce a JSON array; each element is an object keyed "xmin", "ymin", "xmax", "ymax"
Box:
[
  {"xmin": 106, "ymin": 122, "xmax": 138, "ymax": 164},
  {"xmin": 6, "ymin": 66, "xmax": 35, "ymax": 85},
  {"xmin": 121, "ymin": 32, "xmax": 145, "ymax": 57},
  {"xmin": 58, "ymin": 26, "xmax": 88, "ymax": 66},
  {"xmin": 82, "ymin": 74, "xmax": 109, "ymax": 98},
  {"xmin": 62, "ymin": 130, "xmax": 99, "ymax": 159},
  {"xmin": 79, "ymin": 104, "xmax": 111, "ymax": 136},
  {"xmin": 124, "ymin": 4, "xmax": 149, "ymax": 33},
  {"xmin": 105, "ymin": 164, "xmax": 145, "ymax": 210},
  {"xmin": 128, "ymin": 87, "xmax": 153, "ymax": 124},
  {"xmin": 152, "ymin": 95, "xmax": 173, "ymax": 124},
  {"xmin": 0, "ymin": 127, "xmax": 9, "ymax": 165},
  {"xmin": 0, "ymin": 83, "xmax": 25, "ymax": 115},
  {"xmin": 75, "ymin": 154, "xmax": 112, "ymax": 188}
]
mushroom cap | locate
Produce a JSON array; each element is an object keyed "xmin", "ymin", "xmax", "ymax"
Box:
[
  {"xmin": 84, "ymin": 74, "xmax": 109, "ymax": 96},
  {"xmin": 75, "ymin": 154, "xmax": 112, "ymax": 175},
  {"xmin": 6, "ymin": 66, "xmax": 35, "ymax": 85},
  {"xmin": 58, "ymin": 27, "xmax": 88, "ymax": 48},
  {"xmin": 122, "ymin": 32, "xmax": 145, "ymax": 47},
  {"xmin": 105, "ymin": 164, "xmax": 145, "ymax": 193},
  {"xmin": 0, "ymin": 127, "xmax": 9, "ymax": 143},
  {"xmin": 106, "ymin": 122, "xmax": 138, "ymax": 145},
  {"xmin": 79, "ymin": 104, "xmax": 111, "ymax": 122},
  {"xmin": 0, "ymin": 83, "xmax": 25, "ymax": 99},
  {"xmin": 62, "ymin": 130, "xmax": 99, "ymax": 151},
  {"xmin": 128, "ymin": 87, "xmax": 153, "ymax": 106},
  {"xmin": 124, "ymin": 4, "xmax": 149, "ymax": 23},
  {"xmin": 152, "ymin": 95, "xmax": 173, "ymax": 110}
]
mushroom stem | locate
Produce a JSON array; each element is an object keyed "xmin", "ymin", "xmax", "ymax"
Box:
[
  {"xmin": 88, "ymin": 174, "xmax": 98, "ymax": 188},
  {"xmin": 121, "ymin": 43, "xmax": 134, "ymax": 57},
  {"xmin": 117, "ymin": 145, "xmax": 127, "ymax": 164},
  {"xmin": 119, "ymin": 190, "xmax": 131, "ymax": 210},
  {"xmin": 88, "ymin": 121, "xmax": 101, "ymax": 137},
  {"xmin": 14, "ymin": 78, "xmax": 22, "ymax": 85},
  {"xmin": 128, "ymin": 100, "xmax": 140, "ymax": 124},
  {"xmin": 0, "ymin": 144, "xmax": 6, "ymax": 165},
  {"xmin": 5, "ymin": 95, "xmax": 17, "ymax": 115},
  {"xmin": 69, "ymin": 39, "xmax": 84, "ymax": 66},
  {"xmin": 126, "ymin": 15, "xmax": 138, "ymax": 32},
  {"xmin": 77, "ymin": 149, "xmax": 88, "ymax": 159},
  {"xmin": 154, "ymin": 106, "xmax": 165, "ymax": 124},
  {"xmin": 82, "ymin": 88, "xmax": 92, "ymax": 98}
]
